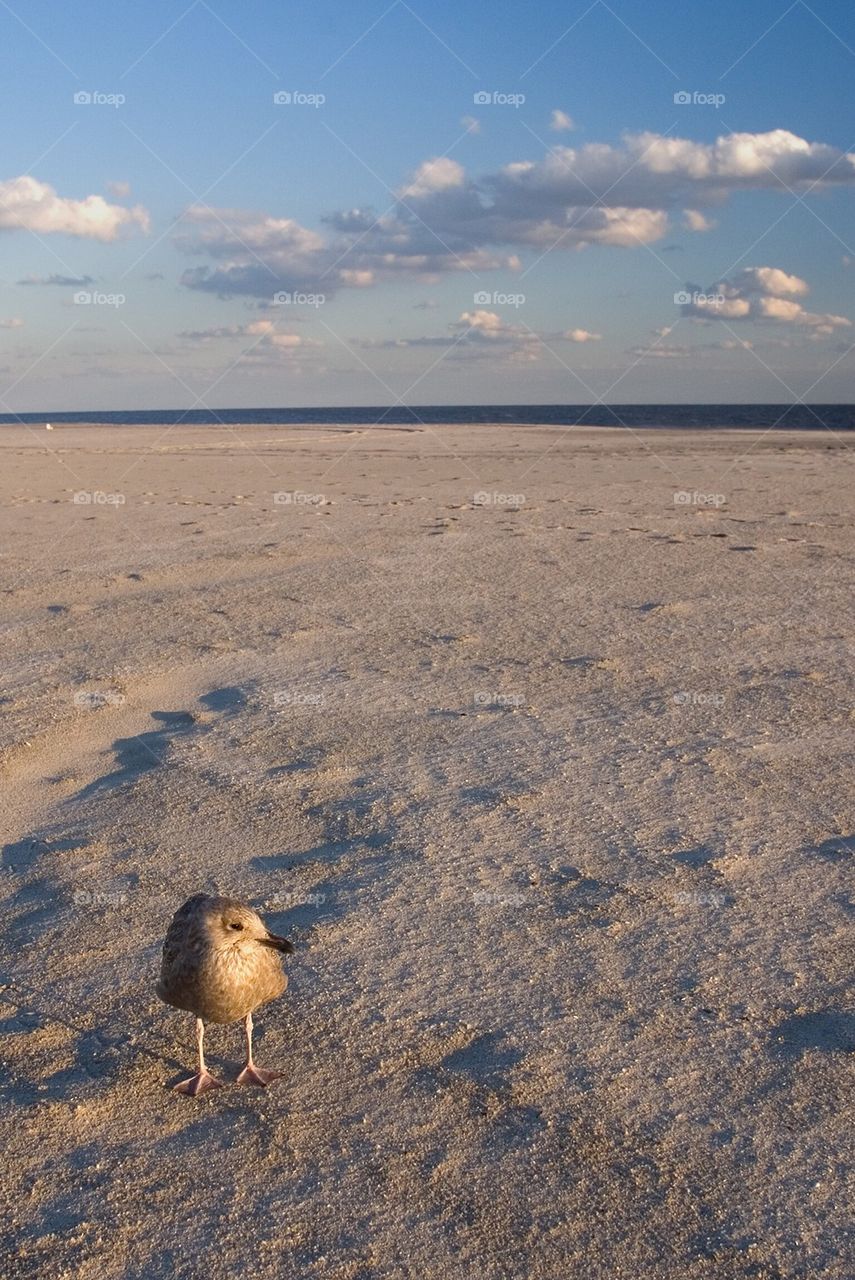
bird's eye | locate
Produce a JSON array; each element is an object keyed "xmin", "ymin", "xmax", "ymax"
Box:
[{"xmin": 229, "ymin": 922, "xmax": 244, "ymax": 931}]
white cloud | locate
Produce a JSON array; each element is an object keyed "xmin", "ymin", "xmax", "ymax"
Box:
[
  {"xmin": 398, "ymin": 158, "xmax": 466, "ymax": 200},
  {"xmin": 456, "ymin": 308, "xmax": 505, "ymax": 335},
  {"xmin": 0, "ymin": 176, "xmax": 149, "ymax": 239},
  {"xmin": 756, "ymin": 296, "xmax": 806, "ymax": 321},
  {"xmin": 744, "ymin": 266, "xmax": 809, "ymax": 296},
  {"xmin": 682, "ymin": 265, "xmax": 849, "ymax": 333},
  {"xmin": 454, "ymin": 309, "xmax": 537, "ymax": 344},
  {"xmin": 694, "ymin": 296, "xmax": 752, "ymax": 319},
  {"xmin": 683, "ymin": 209, "xmax": 716, "ymax": 232},
  {"xmin": 177, "ymin": 205, "xmax": 325, "ymax": 256},
  {"xmin": 492, "ymin": 129, "xmax": 855, "ymax": 211},
  {"xmin": 177, "ymin": 129, "xmax": 855, "ymax": 299},
  {"xmin": 549, "ymin": 110, "xmax": 575, "ymax": 132},
  {"xmin": 630, "ymin": 128, "xmax": 854, "ymax": 184},
  {"xmin": 107, "ymin": 180, "xmax": 131, "ymax": 198},
  {"xmin": 564, "ymin": 328, "xmax": 602, "ymax": 342}
]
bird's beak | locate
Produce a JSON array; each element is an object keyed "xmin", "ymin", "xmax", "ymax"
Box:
[{"xmin": 261, "ymin": 932, "xmax": 294, "ymax": 954}]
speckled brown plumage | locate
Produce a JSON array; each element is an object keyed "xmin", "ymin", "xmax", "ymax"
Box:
[
  {"xmin": 158, "ymin": 894, "xmax": 288, "ymax": 1022},
  {"xmin": 156, "ymin": 893, "xmax": 294, "ymax": 1094}
]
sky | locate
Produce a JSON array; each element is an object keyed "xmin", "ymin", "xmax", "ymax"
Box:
[{"xmin": 1, "ymin": 0, "xmax": 854, "ymax": 410}]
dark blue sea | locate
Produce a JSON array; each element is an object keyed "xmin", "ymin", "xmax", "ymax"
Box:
[{"xmin": 0, "ymin": 404, "xmax": 852, "ymax": 429}]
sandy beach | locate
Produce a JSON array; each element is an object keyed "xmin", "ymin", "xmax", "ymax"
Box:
[{"xmin": 0, "ymin": 422, "xmax": 852, "ymax": 1279}]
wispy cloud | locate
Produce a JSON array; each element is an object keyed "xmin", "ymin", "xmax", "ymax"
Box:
[
  {"xmin": 177, "ymin": 317, "xmax": 317, "ymax": 356},
  {"xmin": 18, "ymin": 273, "xmax": 96, "ymax": 287}
]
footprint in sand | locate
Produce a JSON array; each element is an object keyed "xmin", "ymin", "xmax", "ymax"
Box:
[{"xmin": 636, "ymin": 601, "xmax": 692, "ymax": 616}]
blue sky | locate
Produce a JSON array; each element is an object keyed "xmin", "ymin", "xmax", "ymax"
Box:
[{"xmin": 1, "ymin": 0, "xmax": 854, "ymax": 409}]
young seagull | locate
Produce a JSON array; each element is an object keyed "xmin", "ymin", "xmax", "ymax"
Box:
[{"xmin": 157, "ymin": 894, "xmax": 294, "ymax": 1096}]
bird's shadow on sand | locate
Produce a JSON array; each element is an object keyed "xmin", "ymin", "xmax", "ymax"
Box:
[
  {"xmin": 155, "ymin": 1085, "xmax": 287, "ymax": 1157},
  {"xmin": 0, "ymin": 990, "xmax": 188, "ymax": 1107}
]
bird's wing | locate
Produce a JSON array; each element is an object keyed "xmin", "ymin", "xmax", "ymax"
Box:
[{"xmin": 160, "ymin": 901, "xmax": 204, "ymax": 973}]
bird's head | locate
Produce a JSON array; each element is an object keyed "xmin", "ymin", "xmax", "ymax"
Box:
[{"xmin": 204, "ymin": 899, "xmax": 294, "ymax": 956}]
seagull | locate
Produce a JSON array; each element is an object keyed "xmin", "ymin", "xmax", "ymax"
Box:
[{"xmin": 157, "ymin": 894, "xmax": 294, "ymax": 1096}]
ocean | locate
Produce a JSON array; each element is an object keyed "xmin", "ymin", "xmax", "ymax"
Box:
[{"xmin": 0, "ymin": 404, "xmax": 852, "ymax": 429}]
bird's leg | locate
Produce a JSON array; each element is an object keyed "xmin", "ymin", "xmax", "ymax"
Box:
[
  {"xmin": 236, "ymin": 1011, "xmax": 282, "ymax": 1087},
  {"xmin": 173, "ymin": 1017, "xmax": 224, "ymax": 1096}
]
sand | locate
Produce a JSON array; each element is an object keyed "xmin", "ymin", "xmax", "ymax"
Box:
[{"xmin": 0, "ymin": 422, "xmax": 852, "ymax": 1279}]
